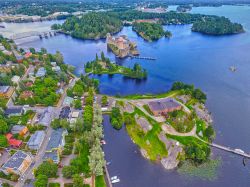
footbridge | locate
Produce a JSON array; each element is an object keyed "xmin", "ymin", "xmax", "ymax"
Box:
[{"xmin": 10, "ymin": 30, "xmax": 58, "ymax": 40}]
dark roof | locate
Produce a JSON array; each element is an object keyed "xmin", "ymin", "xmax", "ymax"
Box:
[
  {"xmin": 46, "ymin": 128, "xmax": 65, "ymax": 151},
  {"xmin": 59, "ymin": 106, "xmax": 71, "ymax": 119},
  {"xmin": 4, "ymin": 107, "xmax": 23, "ymax": 115},
  {"xmin": 2, "ymin": 151, "xmax": 30, "ymax": 169},
  {"xmin": 43, "ymin": 151, "xmax": 59, "ymax": 163},
  {"xmin": 148, "ymin": 98, "xmax": 181, "ymax": 112}
]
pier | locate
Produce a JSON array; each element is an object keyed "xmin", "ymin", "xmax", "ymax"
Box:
[
  {"xmin": 129, "ymin": 55, "xmax": 156, "ymax": 60},
  {"xmin": 10, "ymin": 30, "xmax": 58, "ymax": 40},
  {"xmin": 199, "ymin": 138, "xmax": 250, "ymax": 158}
]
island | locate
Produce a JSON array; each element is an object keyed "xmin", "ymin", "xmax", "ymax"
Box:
[
  {"xmin": 106, "ymin": 33, "xmax": 139, "ymax": 58},
  {"xmin": 176, "ymin": 5, "xmax": 192, "ymax": 12},
  {"xmin": 132, "ymin": 21, "xmax": 172, "ymax": 41},
  {"xmin": 53, "ymin": 12, "xmax": 122, "ymax": 40},
  {"xmin": 84, "ymin": 52, "xmax": 147, "ymax": 79},
  {"xmin": 192, "ymin": 16, "xmax": 245, "ymax": 35}
]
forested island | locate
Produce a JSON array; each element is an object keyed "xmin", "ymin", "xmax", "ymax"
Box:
[
  {"xmin": 192, "ymin": 16, "xmax": 244, "ymax": 35},
  {"xmin": 84, "ymin": 52, "xmax": 147, "ymax": 79},
  {"xmin": 132, "ymin": 22, "xmax": 172, "ymax": 41},
  {"xmin": 54, "ymin": 13, "xmax": 122, "ymax": 40},
  {"xmin": 52, "ymin": 10, "xmax": 244, "ymax": 39}
]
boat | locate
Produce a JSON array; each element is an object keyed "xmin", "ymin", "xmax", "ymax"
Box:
[
  {"xmin": 111, "ymin": 176, "xmax": 118, "ymax": 180},
  {"xmin": 229, "ymin": 66, "xmax": 237, "ymax": 72},
  {"xmin": 111, "ymin": 179, "xmax": 120, "ymax": 183},
  {"xmin": 107, "ymin": 161, "xmax": 111, "ymax": 165}
]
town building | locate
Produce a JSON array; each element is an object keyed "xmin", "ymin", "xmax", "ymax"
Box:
[
  {"xmin": 52, "ymin": 66, "xmax": 61, "ymax": 73},
  {"xmin": 1, "ymin": 151, "xmax": 33, "ymax": 176},
  {"xmin": 6, "ymin": 133, "xmax": 22, "ymax": 148},
  {"xmin": 59, "ymin": 106, "xmax": 71, "ymax": 119},
  {"xmin": 0, "ymin": 44, "xmax": 5, "ymax": 51},
  {"xmin": 136, "ymin": 6, "xmax": 167, "ymax": 13},
  {"xmin": 43, "ymin": 128, "xmax": 67, "ymax": 163},
  {"xmin": 36, "ymin": 67, "xmax": 46, "ymax": 77},
  {"xmin": 20, "ymin": 90, "xmax": 34, "ymax": 100},
  {"xmin": 0, "ymin": 86, "xmax": 14, "ymax": 98},
  {"xmin": 148, "ymin": 98, "xmax": 182, "ymax": 116},
  {"xmin": 11, "ymin": 125, "xmax": 28, "ymax": 136},
  {"xmin": 38, "ymin": 107, "xmax": 54, "ymax": 127},
  {"xmin": 24, "ymin": 52, "xmax": 32, "ymax": 59},
  {"xmin": 62, "ymin": 96, "xmax": 74, "ymax": 106},
  {"xmin": 11, "ymin": 75, "xmax": 20, "ymax": 84},
  {"xmin": 27, "ymin": 131, "xmax": 45, "ymax": 150},
  {"xmin": 4, "ymin": 107, "xmax": 24, "ymax": 117}
]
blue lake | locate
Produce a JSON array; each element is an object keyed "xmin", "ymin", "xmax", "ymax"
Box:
[{"xmin": 2, "ymin": 5, "xmax": 250, "ymax": 187}]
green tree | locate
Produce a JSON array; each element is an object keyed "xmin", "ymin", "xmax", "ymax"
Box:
[
  {"xmin": 0, "ymin": 135, "xmax": 8, "ymax": 148},
  {"xmin": 62, "ymin": 166, "xmax": 77, "ymax": 179},
  {"xmin": 101, "ymin": 96, "xmax": 108, "ymax": 107},
  {"xmin": 0, "ymin": 119, "xmax": 8, "ymax": 134},
  {"xmin": 34, "ymin": 175, "xmax": 48, "ymax": 187},
  {"xmin": 74, "ymin": 99, "xmax": 82, "ymax": 109},
  {"xmin": 72, "ymin": 174, "xmax": 83, "ymax": 187},
  {"xmin": 35, "ymin": 161, "xmax": 58, "ymax": 178}
]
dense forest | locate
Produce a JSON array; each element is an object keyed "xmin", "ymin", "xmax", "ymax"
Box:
[
  {"xmin": 132, "ymin": 22, "xmax": 172, "ymax": 41},
  {"xmin": 59, "ymin": 13, "xmax": 122, "ymax": 39},
  {"xmin": 192, "ymin": 16, "xmax": 244, "ymax": 35}
]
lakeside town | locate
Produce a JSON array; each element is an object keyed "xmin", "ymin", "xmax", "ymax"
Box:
[
  {"xmin": 1, "ymin": 0, "xmax": 250, "ymax": 187},
  {"xmin": 0, "ymin": 33, "xmax": 217, "ymax": 187}
]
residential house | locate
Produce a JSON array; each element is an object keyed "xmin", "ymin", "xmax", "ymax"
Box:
[
  {"xmin": 59, "ymin": 106, "xmax": 71, "ymax": 119},
  {"xmin": 24, "ymin": 52, "xmax": 32, "ymax": 59},
  {"xmin": 148, "ymin": 98, "xmax": 182, "ymax": 116},
  {"xmin": 4, "ymin": 107, "xmax": 24, "ymax": 117},
  {"xmin": 0, "ymin": 86, "xmax": 14, "ymax": 98},
  {"xmin": 38, "ymin": 107, "xmax": 54, "ymax": 127},
  {"xmin": 6, "ymin": 133, "xmax": 22, "ymax": 148},
  {"xmin": 51, "ymin": 62, "xmax": 57, "ymax": 66},
  {"xmin": 11, "ymin": 125, "xmax": 28, "ymax": 136},
  {"xmin": 43, "ymin": 128, "xmax": 67, "ymax": 163},
  {"xmin": 62, "ymin": 97, "xmax": 73, "ymax": 107},
  {"xmin": 20, "ymin": 91, "xmax": 34, "ymax": 100},
  {"xmin": 27, "ymin": 131, "xmax": 45, "ymax": 150},
  {"xmin": 0, "ymin": 44, "xmax": 5, "ymax": 51},
  {"xmin": 1, "ymin": 151, "xmax": 33, "ymax": 176},
  {"xmin": 2, "ymin": 50, "xmax": 12, "ymax": 56},
  {"xmin": 11, "ymin": 75, "xmax": 20, "ymax": 84},
  {"xmin": 52, "ymin": 66, "xmax": 61, "ymax": 73},
  {"xmin": 36, "ymin": 67, "xmax": 46, "ymax": 77}
]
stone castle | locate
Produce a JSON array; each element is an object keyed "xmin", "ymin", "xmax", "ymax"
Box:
[{"xmin": 106, "ymin": 33, "xmax": 139, "ymax": 58}]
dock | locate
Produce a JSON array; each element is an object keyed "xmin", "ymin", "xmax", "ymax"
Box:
[
  {"xmin": 129, "ymin": 55, "xmax": 156, "ymax": 60},
  {"xmin": 199, "ymin": 138, "xmax": 250, "ymax": 158},
  {"xmin": 104, "ymin": 164, "xmax": 113, "ymax": 187}
]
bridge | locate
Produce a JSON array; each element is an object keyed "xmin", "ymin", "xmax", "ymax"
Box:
[{"xmin": 10, "ymin": 30, "xmax": 58, "ymax": 40}]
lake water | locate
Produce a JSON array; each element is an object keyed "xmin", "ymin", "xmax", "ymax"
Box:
[{"xmin": 1, "ymin": 5, "xmax": 250, "ymax": 186}]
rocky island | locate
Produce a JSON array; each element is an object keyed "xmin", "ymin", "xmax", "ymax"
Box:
[{"xmin": 106, "ymin": 33, "xmax": 139, "ymax": 58}]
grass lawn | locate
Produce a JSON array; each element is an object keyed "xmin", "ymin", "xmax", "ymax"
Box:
[
  {"xmin": 118, "ymin": 90, "xmax": 180, "ymax": 100},
  {"xmin": 125, "ymin": 107, "xmax": 168, "ymax": 160},
  {"xmin": 95, "ymin": 175, "xmax": 106, "ymax": 187},
  {"xmin": 48, "ymin": 183, "xmax": 60, "ymax": 187}
]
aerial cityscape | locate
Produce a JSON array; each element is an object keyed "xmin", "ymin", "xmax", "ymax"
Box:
[{"xmin": 0, "ymin": 0, "xmax": 250, "ymax": 187}]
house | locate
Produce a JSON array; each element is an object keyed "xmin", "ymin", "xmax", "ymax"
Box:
[
  {"xmin": 20, "ymin": 91, "xmax": 34, "ymax": 99},
  {"xmin": 43, "ymin": 128, "xmax": 67, "ymax": 163},
  {"xmin": 2, "ymin": 50, "xmax": 12, "ymax": 56},
  {"xmin": 62, "ymin": 96, "xmax": 74, "ymax": 106},
  {"xmin": 52, "ymin": 66, "xmax": 61, "ymax": 73},
  {"xmin": 1, "ymin": 150, "xmax": 33, "ymax": 176},
  {"xmin": 24, "ymin": 52, "xmax": 32, "ymax": 59},
  {"xmin": 25, "ymin": 81, "xmax": 33, "ymax": 87},
  {"xmin": 15, "ymin": 54, "xmax": 24, "ymax": 63},
  {"xmin": 71, "ymin": 111, "xmax": 80, "ymax": 118},
  {"xmin": 148, "ymin": 98, "xmax": 182, "ymax": 116},
  {"xmin": 51, "ymin": 62, "xmax": 57, "ymax": 66},
  {"xmin": 6, "ymin": 133, "xmax": 22, "ymax": 148},
  {"xmin": 38, "ymin": 107, "xmax": 54, "ymax": 127},
  {"xmin": 11, "ymin": 125, "xmax": 28, "ymax": 136},
  {"xmin": 59, "ymin": 106, "xmax": 71, "ymax": 119},
  {"xmin": 0, "ymin": 86, "xmax": 14, "ymax": 98},
  {"xmin": 4, "ymin": 107, "xmax": 24, "ymax": 117},
  {"xmin": 0, "ymin": 44, "xmax": 5, "ymax": 51},
  {"xmin": 36, "ymin": 67, "xmax": 46, "ymax": 77},
  {"xmin": 27, "ymin": 131, "xmax": 45, "ymax": 150},
  {"xmin": 11, "ymin": 75, "xmax": 20, "ymax": 84}
]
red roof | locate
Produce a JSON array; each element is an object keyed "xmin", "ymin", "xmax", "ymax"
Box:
[
  {"xmin": 24, "ymin": 52, "xmax": 32, "ymax": 58},
  {"xmin": 8, "ymin": 139, "xmax": 22, "ymax": 147},
  {"xmin": 5, "ymin": 133, "xmax": 22, "ymax": 148},
  {"xmin": 6, "ymin": 133, "xmax": 13, "ymax": 140}
]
